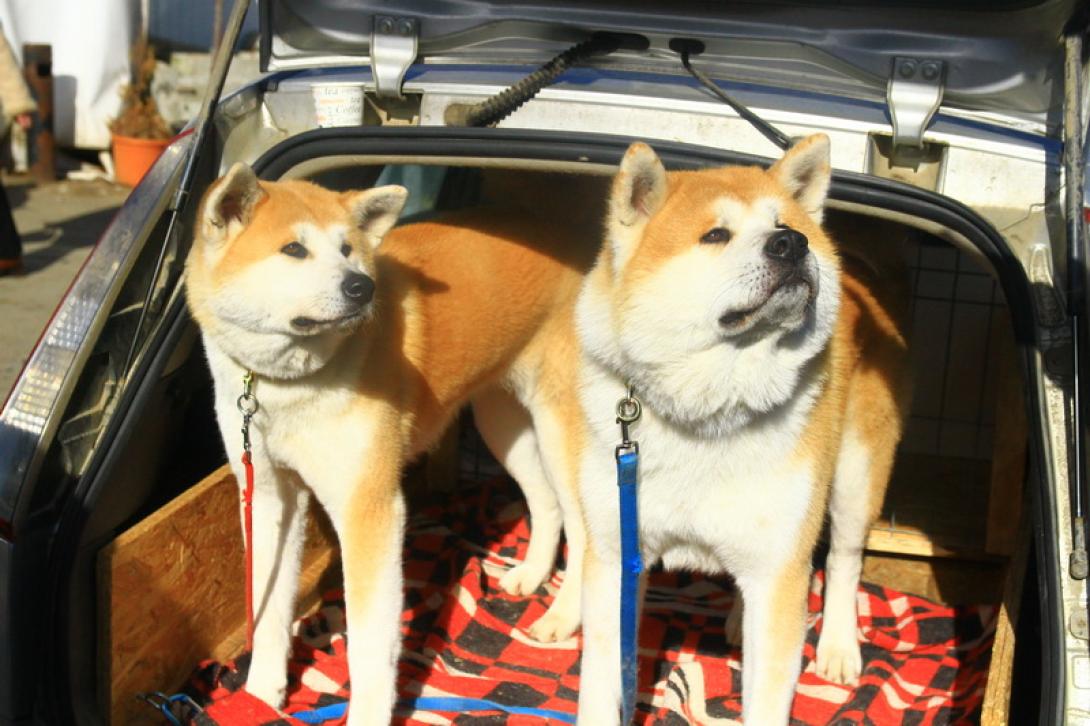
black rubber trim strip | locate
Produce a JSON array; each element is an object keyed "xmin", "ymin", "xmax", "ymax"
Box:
[
  {"xmin": 256, "ymin": 124, "xmax": 1062, "ymax": 724},
  {"xmin": 1025, "ymin": 347, "xmax": 1066, "ymax": 726}
]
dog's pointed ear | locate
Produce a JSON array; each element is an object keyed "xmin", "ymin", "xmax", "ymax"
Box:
[
  {"xmin": 342, "ymin": 185, "xmax": 408, "ymax": 247},
  {"xmin": 611, "ymin": 142, "xmax": 668, "ymax": 227},
  {"xmin": 200, "ymin": 163, "xmax": 266, "ymax": 244},
  {"xmin": 607, "ymin": 143, "xmax": 667, "ymax": 273},
  {"xmin": 770, "ymin": 134, "xmax": 831, "ymax": 223}
]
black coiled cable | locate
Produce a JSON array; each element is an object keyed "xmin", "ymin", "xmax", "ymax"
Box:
[{"xmin": 445, "ymin": 34, "xmax": 621, "ymax": 127}]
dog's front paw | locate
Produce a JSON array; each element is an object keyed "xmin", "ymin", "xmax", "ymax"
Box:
[
  {"xmin": 500, "ymin": 563, "xmax": 549, "ymax": 596},
  {"xmin": 528, "ymin": 604, "xmax": 580, "ymax": 643},
  {"xmin": 245, "ymin": 660, "xmax": 288, "ymax": 710},
  {"xmin": 815, "ymin": 635, "xmax": 862, "ymax": 685}
]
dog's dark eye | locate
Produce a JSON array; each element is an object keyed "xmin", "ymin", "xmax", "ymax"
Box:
[
  {"xmin": 280, "ymin": 241, "xmax": 308, "ymax": 259},
  {"xmin": 700, "ymin": 227, "xmax": 732, "ymax": 244},
  {"xmin": 340, "ymin": 243, "xmax": 352, "ymax": 258}
]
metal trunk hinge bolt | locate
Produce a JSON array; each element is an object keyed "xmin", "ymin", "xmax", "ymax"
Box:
[
  {"xmin": 371, "ymin": 15, "xmax": 418, "ymax": 99},
  {"xmin": 887, "ymin": 57, "xmax": 945, "ymax": 167}
]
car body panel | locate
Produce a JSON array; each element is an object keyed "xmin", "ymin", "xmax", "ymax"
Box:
[
  {"xmin": 0, "ymin": 0, "xmax": 1086, "ymax": 719},
  {"xmin": 0, "ymin": 136, "xmax": 189, "ymax": 724},
  {"xmin": 0, "ymin": 136, "xmax": 190, "ymax": 532},
  {"xmin": 261, "ymin": 0, "xmax": 1078, "ymax": 119}
]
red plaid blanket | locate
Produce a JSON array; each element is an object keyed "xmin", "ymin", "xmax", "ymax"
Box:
[{"xmin": 184, "ymin": 478, "xmax": 996, "ymax": 725}]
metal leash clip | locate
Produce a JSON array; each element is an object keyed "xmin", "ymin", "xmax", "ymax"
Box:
[
  {"xmin": 615, "ymin": 384, "xmax": 642, "ymax": 459},
  {"xmin": 237, "ymin": 369, "xmax": 259, "ymax": 453},
  {"xmin": 136, "ymin": 691, "xmax": 204, "ymax": 725}
]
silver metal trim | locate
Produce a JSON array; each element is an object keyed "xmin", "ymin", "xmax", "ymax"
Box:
[
  {"xmin": 0, "ymin": 135, "xmax": 190, "ymax": 531},
  {"xmin": 370, "ymin": 15, "xmax": 418, "ymax": 99},
  {"xmin": 887, "ymin": 57, "xmax": 945, "ymax": 150}
]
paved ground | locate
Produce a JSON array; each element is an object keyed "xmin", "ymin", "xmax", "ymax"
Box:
[{"xmin": 0, "ymin": 177, "xmax": 130, "ymax": 396}]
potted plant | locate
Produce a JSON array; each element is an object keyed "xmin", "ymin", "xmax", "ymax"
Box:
[{"xmin": 109, "ymin": 41, "xmax": 172, "ymax": 187}]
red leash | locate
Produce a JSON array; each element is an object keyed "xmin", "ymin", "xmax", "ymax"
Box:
[
  {"xmin": 242, "ymin": 450, "xmax": 255, "ymax": 651},
  {"xmin": 237, "ymin": 370, "xmax": 258, "ymax": 652}
]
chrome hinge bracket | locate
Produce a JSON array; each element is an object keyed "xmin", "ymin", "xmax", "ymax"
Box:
[
  {"xmin": 887, "ymin": 57, "xmax": 945, "ymax": 157},
  {"xmin": 371, "ymin": 15, "xmax": 418, "ymax": 99}
]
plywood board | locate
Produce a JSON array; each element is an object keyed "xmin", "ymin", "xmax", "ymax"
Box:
[
  {"xmin": 97, "ymin": 465, "xmax": 339, "ymax": 726},
  {"xmin": 869, "ymin": 453, "xmax": 993, "ymax": 559},
  {"xmin": 862, "ymin": 552, "xmax": 1005, "ymax": 606},
  {"xmin": 980, "ymin": 499, "xmax": 1030, "ymax": 725},
  {"xmin": 866, "ymin": 315, "xmax": 1025, "ymax": 562}
]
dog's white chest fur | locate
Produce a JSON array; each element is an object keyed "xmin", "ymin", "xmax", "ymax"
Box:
[
  {"xmin": 578, "ymin": 357, "xmax": 821, "ymax": 579},
  {"xmin": 205, "ymin": 339, "xmax": 380, "ymax": 478}
]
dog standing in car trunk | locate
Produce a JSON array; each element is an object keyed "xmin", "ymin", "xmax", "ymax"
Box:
[
  {"xmin": 184, "ymin": 165, "xmax": 597, "ymax": 724},
  {"xmin": 543, "ymin": 135, "xmax": 912, "ymax": 723}
]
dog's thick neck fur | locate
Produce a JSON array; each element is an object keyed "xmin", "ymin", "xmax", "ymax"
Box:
[
  {"xmin": 575, "ymin": 260, "xmax": 838, "ymax": 438},
  {"xmin": 188, "ymin": 277, "xmax": 366, "ymax": 381},
  {"xmin": 575, "ymin": 137, "xmax": 841, "ymax": 438}
]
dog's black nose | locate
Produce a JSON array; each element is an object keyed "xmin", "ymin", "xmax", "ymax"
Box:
[
  {"xmin": 341, "ymin": 272, "xmax": 375, "ymax": 303},
  {"xmin": 764, "ymin": 229, "xmax": 809, "ymax": 263}
]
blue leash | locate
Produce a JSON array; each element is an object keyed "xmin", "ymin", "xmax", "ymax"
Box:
[
  {"xmin": 290, "ymin": 697, "xmax": 577, "ymax": 723},
  {"xmin": 615, "ymin": 387, "xmax": 644, "ymax": 725},
  {"xmin": 147, "ymin": 693, "xmax": 577, "ymax": 724}
]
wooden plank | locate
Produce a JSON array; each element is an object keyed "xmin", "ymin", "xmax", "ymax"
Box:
[
  {"xmin": 862, "ymin": 552, "xmax": 1005, "ymax": 606},
  {"xmin": 97, "ymin": 465, "xmax": 339, "ymax": 726},
  {"xmin": 985, "ymin": 310, "xmax": 1028, "ymax": 556},
  {"xmin": 208, "ymin": 544, "xmax": 342, "ymax": 665},
  {"xmin": 981, "ymin": 496, "xmax": 1030, "ymax": 725},
  {"xmin": 867, "ymin": 526, "xmax": 969, "ymax": 559},
  {"xmin": 866, "ymin": 453, "xmax": 1004, "ymax": 560}
]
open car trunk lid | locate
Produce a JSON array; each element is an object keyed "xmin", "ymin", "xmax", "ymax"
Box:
[{"xmin": 259, "ymin": 0, "xmax": 1081, "ymax": 122}]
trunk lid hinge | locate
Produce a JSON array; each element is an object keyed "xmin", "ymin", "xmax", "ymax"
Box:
[
  {"xmin": 371, "ymin": 15, "xmax": 419, "ymax": 99},
  {"xmin": 886, "ymin": 57, "xmax": 945, "ymax": 168}
]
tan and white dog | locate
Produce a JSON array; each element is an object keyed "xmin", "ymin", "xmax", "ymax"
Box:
[
  {"xmin": 535, "ymin": 135, "xmax": 913, "ymax": 723},
  {"xmin": 185, "ymin": 165, "xmax": 597, "ymax": 724}
]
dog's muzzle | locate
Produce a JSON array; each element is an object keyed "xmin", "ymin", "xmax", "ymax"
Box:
[
  {"xmin": 718, "ymin": 255, "xmax": 815, "ymax": 333},
  {"xmin": 289, "ymin": 272, "xmax": 375, "ymax": 334}
]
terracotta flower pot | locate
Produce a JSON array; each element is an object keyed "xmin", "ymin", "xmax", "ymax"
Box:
[{"xmin": 111, "ymin": 133, "xmax": 171, "ymax": 187}]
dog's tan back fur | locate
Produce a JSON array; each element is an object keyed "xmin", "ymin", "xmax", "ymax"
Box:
[{"xmin": 373, "ymin": 208, "xmax": 598, "ymax": 448}]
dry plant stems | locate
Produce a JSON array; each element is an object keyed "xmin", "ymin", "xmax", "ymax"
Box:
[{"xmin": 109, "ymin": 39, "xmax": 171, "ymax": 140}]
